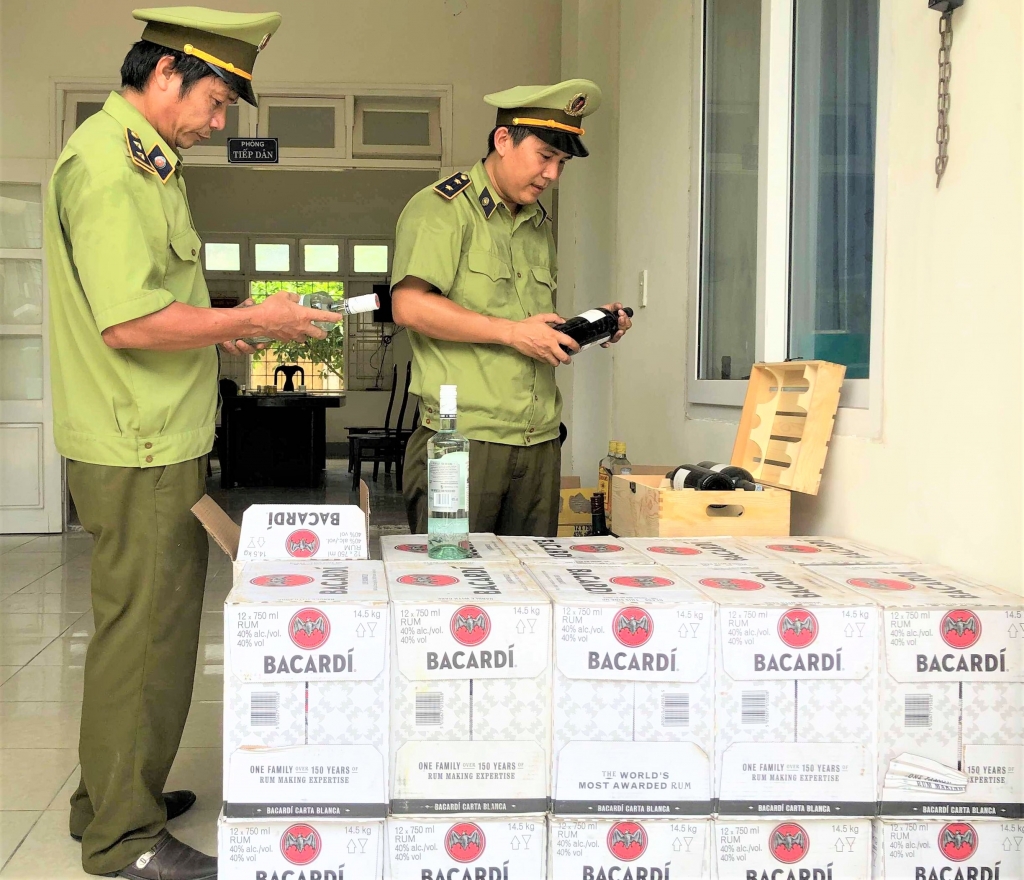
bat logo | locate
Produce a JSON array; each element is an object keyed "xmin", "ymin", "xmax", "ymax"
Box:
[
  {"xmin": 941, "ymin": 610, "xmax": 981, "ymax": 649},
  {"xmin": 281, "ymin": 823, "xmax": 321, "ymax": 865},
  {"xmin": 648, "ymin": 545, "xmax": 701, "ymax": 556},
  {"xmin": 288, "ymin": 608, "xmax": 330, "ymax": 650},
  {"xmin": 249, "ymin": 574, "xmax": 315, "ymax": 587},
  {"xmin": 286, "ymin": 529, "xmax": 319, "ymax": 558},
  {"xmin": 394, "ymin": 543, "xmax": 428, "ymax": 553},
  {"xmin": 770, "ymin": 823, "xmax": 809, "ymax": 864},
  {"xmin": 939, "ymin": 822, "xmax": 978, "ymax": 861},
  {"xmin": 451, "ymin": 605, "xmax": 491, "ymax": 646},
  {"xmin": 699, "ymin": 577, "xmax": 765, "ymax": 591},
  {"xmin": 614, "ymin": 606, "xmax": 654, "ymax": 648},
  {"xmin": 445, "ymin": 822, "xmax": 485, "ymax": 862},
  {"xmin": 778, "ymin": 608, "xmax": 818, "ymax": 649},
  {"xmin": 397, "ymin": 574, "xmax": 460, "ymax": 587},
  {"xmin": 607, "ymin": 821, "xmax": 647, "ymax": 861},
  {"xmin": 573, "ymin": 543, "xmax": 625, "ymax": 553},
  {"xmin": 610, "ymin": 575, "xmax": 675, "ymax": 589},
  {"xmin": 765, "ymin": 543, "xmax": 820, "ymax": 555},
  {"xmin": 846, "ymin": 577, "xmax": 915, "ymax": 592}
]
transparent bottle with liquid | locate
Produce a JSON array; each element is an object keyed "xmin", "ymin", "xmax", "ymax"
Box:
[
  {"xmin": 427, "ymin": 384, "xmax": 470, "ymax": 559},
  {"xmin": 243, "ymin": 292, "xmax": 379, "ymax": 344},
  {"xmin": 597, "ymin": 441, "xmax": 617, "ymax": 505},
  {"xmin": 606, "ymin": 442, "xmax": 632, "ymax": 514}
]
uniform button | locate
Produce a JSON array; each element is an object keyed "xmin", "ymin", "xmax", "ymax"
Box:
[
  {"xmin": 529, "ymin": 427, "xmax": 535, "ymax": 433},
  {"xmin": 534, "ymin": 395, "xmax": 538, "ymax": 401},
  {"xmin": 145, "ymin": 455, "xmax": 153, "ymax": 463},
  {"xmin": 517, "ymin": 272, "xmax": 522, "ymax": 279},
  {"xmin": 191, "ymin": 248, "xmax": 197, "ymax": 256},
  {"xmin": 144, "ymin": 442, "xmax": 153, "ymax": 449}
]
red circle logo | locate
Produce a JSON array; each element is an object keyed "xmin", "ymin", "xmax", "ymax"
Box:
[
  {"xmin": 648, "ymin": 545, "xmax": 701, "ymax": 556},
  {"xmin": 451, "ymin": 605, "xmax": 491, "ymax": 646},
  {"xmin": 939, "ymin": 823, "xmax": 978, "ymax": 862},
  {"xmin": 289, "ymin": 608, "xmax": 330, "ymax": 650},
  {"xmin": 395, "ymin": 543, "xmax": 428, "ymax": 553},
  {"xmin": 770, "ymin": 823, "xmax": 809, "ymax": 864},
  {"xmin": 573, "ymin": 543, "xmax": 625, "ymax": 553},
  {"xmin": 613, "ymin": 607, "xmax": 654, "ymax": 647},
  {"xmin": 607, "ymin": 821, "xmax": 647, "ymax": 861},
  {"xmin": 699, "ymin": 577, "xmax": 765, "ymax": 591},
  {"xmin": 766, "ymin": 543, "xmax": 820, "ymax": 554},
  {"xmin": 847, "ymin": 577, "xmax": 915, "ymax": 592},
  {"xmin": 286, "ymin": 529, "xmax": 320, "ymax": 558},
  {"xmin": 778, "ymin": 608, "xmax": 818, "ymax": 648},
  {"xmin": 610, "ymin": 575, "xmax": 675, "ymax": 589},
  {"xmin": 281, "ymin": 823, "xmax": 321, "ymax": 865},
  {"xmin": 250, "ymin": 574, "xmax": 315, "ymax": 587},
  {"xmin": 397, "ymin": 574, "xmax": 460, "ymax": 587},
  {"xmin": 941, "ymin": 610, "xmax": 982, "ymax": 649},
  {"xmin": 445, "ymin": 822, "xmax": 485, "ymax": 862}
]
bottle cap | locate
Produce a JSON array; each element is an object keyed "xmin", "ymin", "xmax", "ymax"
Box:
[{"xmin": 439, "ymin": 384, "xmax": 457, "ymax": 416}]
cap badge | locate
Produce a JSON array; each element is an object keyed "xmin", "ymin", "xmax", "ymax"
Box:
[
  {"xmin": 565, "ymin": 93, "xmax": 588, "ymax": 117},
  {"xmin": 258, "ymin": 32, "xmax": 272, "ymax": 52}
]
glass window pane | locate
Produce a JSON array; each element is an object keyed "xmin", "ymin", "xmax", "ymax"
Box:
[
  {"xmin": 789, "ymin": 0, "xmax": 878, "ymax": 379},
  {"xmin": 0, "ymin": 260, "xmax": 43, "ymax": 324},
  {"xmin": 0, "ymin": 335, "xmax": 43, "ymax": 400},
  {"xmin": 206, "ymin": 104, "xmax": 240, "ymax": 148},
  {"xmin": 75, "ymin": 102, "xmax": 105, "ymax": 129},
  {"xmin": 303, "ymin": 244, "xmax": 339, "ymax": 273},
  {"xmin": 268, "ymin": 106, "xmax": 336, "ymax": 149},
  {"xmin": 0, "ymin": 184, "xmax": 43, "ymax": 249},
  {"xmin": 204, "ymin": 242, "xmax": 241, "ymax": 272},
  {"xmin": 254, "ymin": 243, "xmax": 291, "ymax": 272},
  {"xmin": 362, "ymin": 110, "xmax": 431, "ymax": 146},
  {"xmin": 353, "ymin": 245, "xmax": 388, "ymax": 274},
  {"xmin": 699, "ymin": 0, "xmax": 761, "ymax": 380}
]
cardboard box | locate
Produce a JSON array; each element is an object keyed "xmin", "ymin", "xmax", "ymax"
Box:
[
  {"xmin": 739, "ymin": 535, "xmax": 915, "ymax": 567},
  {"xmin": 501, "ymin": 536, "xmax": 651, "ymax": 566},
  {"xmin": 873, "ymin": 818, "xmax": 1024, "ymax": 878},
  {"xmin": 223, "ymin": 560, "xmax": 390, "ymax": 818},
  {"xmin": 385, "ymin": 561, "xmax": 552, "ymax": 814},
  {"xmin": 385, "ymin": 815, "xmax": 546, "ymax": 879},
  {"xmin": 810, "ymin": 564, "xmax": 1024, "ymax": 818},
  {"xmin": 548, "ymin": 816, "xmax": 711, "ymax": 879},
  {"xmin": 218, "ymin": 811, "xmax": 384, "ymax": 879},
  {"xmin": 680, "ymin": 566, "xmax": 879, "ymax": 816},
  {"xmin": 622, "ymin": 537, "xmax": 774, "ymax": 567},
  {"xmin": 713, "ymin": 818, "xmax": 872, "ymax": 878},
  {"xmin": 529, "ymin": 563, "xmax": 714, "ymax": 816},
  {"xmin": 379, "ymin": 534, "xmax": 516, "ymax": 563},
  {"xmin": 559, "ymin": 485, "xmax": 600, "ymax": 538}
]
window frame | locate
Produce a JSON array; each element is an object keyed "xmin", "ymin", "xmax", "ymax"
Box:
[
  {"xmin": 348, "ymin": 239, "xmax": 392, "ymax": 276},
  {"xmin": 258, "ymin": 96, "xmax": 350, "ymax": 160},
  {"xmin": 60, "ymin": 90, "xmax": 113, "ymax": 147},
  {"xmin": 299, "ymin": 237, "xmax": 346, "ymax": 277},
  {"xmin": 249, "ymin": 237, "xmax": 297, "ymax": 276},
  {"xmin": 688, "ymin": 0, "xmax": 890, "ymax": 430},
  {"xmin": 352, "ymin": 97, "xmax": 442, "ymax": 159},
  {"xmin": 200, "ymin": 234, "xmax": 247, "ymax": 277}
]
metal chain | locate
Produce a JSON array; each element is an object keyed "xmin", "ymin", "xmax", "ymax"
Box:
[{"xmin": 935, "ymin": 10, "xmax": 954, "ymax": 187}]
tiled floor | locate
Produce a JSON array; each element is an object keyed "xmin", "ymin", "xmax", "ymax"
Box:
[{"xmin": 0, "ymin": 460, "xmax": 409, "ymax": 877}]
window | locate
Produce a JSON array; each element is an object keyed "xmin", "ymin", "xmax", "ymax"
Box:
[
  {"xmin": 301, "ymin": 241, "xmax": 342, "ymax": 275},
  {"xmin": 694, "ymin": 0, "xmax": 881, "ymax": 408},
  {"xmin": 252, "ymin": 241, "xmax": 294, "ymax": 274},
  {"xmin": 61, "ymin": 90, "xmax": 113, "ymax": 146},
  {"xmin": 353, "ymin": 97, "xmax": 442, "ymax": 159},
  {"xmin": 203, "ymin": 241, "xmax": 243, "ymax": 274},
  {"xmin": 351, "ymin": 242, "xmax": 390, "ymax": 274},
  {"xmin": 259, "ymin": 98, "xmax": 348, "ymax": 159}
]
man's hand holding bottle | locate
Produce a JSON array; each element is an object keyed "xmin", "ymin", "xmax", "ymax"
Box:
[
  {"xmin": 219, "ymin": 292, "xmax": 341, "ymax": 356},
  {"xmin": 506, "ymin": 301, "xmax": 633, "ymax": 366}
]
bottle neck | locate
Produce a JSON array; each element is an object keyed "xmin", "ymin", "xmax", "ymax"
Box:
[{"xmin": 438, "ymin": 413, "xmax": 457, "ymax": 431}]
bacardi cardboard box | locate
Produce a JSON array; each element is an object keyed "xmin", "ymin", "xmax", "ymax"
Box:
[
  {"xmin": 713, "ymin": 818, "xmax": 872, "ymax": 879},
  {"xmin": 680, "ymin": 566, "xmax": 879, "ymax": 816},
  {"xmin": 529, "ymin": 563, "xmax": 714, "ymax": 816},
  {"xmin": 873, "ymin": 818, "xmax": 1024, "ymax": 879},
  {"xmin": 501, "ymin": 536, "xmax": 651, "ymax": 566},
  {"xmin": 380, "ymin": 534, "xmax": 516, "ymax": 563},
  {"xmin": 810, "ymin": 564, "xmax": 1024, "ymax": 819},
  {"xmin": 218, "ymin": 812, "xmax": 384, "ymax": 879},
  {"xmin": 622, "ymin": 537, "xmax": 772, "ymax": 567},
  {"xmin": 223, "ymin": 560, "xmax": 389, "ymax": 818},
  {"xmin": 739, "ymin": 535, "xmax": 914, "ymax": 567},
  {"xmin": 385, "ymin": 561, "xmax": 552, "ymax": 814},
  {"xmin": 385, "ymin": 815, "xmax": 546, "ymax": 879},
  {"xmin": 549, "ymin": 816, "xmax": 711, "ymax": 879}
]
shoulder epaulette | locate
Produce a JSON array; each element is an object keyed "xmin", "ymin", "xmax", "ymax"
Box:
[
  {"xmin": 433, "ymin": 171, "xmax": 472, "ymax": 201},
  {"xmin": 125, "ymin": 128, "xmax": 156, "ymax": 176}
]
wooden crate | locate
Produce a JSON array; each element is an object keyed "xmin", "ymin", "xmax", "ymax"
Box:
[{"xmin": 612, "ymin": 474, "xmax": 791, "ymax": 538}]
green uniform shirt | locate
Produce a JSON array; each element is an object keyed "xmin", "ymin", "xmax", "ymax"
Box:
[
  {"xmin": 392, "ymin": 160, "xmax": 560, "ymax": 446},
  {"xmin": 45, "ymin": 92, "xmax": 216, "ymax": 467}
]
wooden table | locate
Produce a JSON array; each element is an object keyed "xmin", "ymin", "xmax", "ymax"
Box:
[{"xmin": 219, "ymin": 392, "xmax": 344, "ymax": 489}]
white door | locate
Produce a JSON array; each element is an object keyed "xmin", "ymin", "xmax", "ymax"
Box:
[{"xmin": 0, "ymin": 159, "xmax": 63, "ymax": 533}]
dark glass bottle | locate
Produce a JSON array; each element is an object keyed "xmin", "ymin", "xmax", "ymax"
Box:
[
  {"xmin": 667, "ymin": 464, "xmax": 735, "ymax": 491},
  {"xmin": 696, "ymin": 461, "xmax": 763, "ymax": 491},
  {"xmin": 554, "ymin": 307, "xmax": 634, "ymax": 355},
  {"xmin": 591, "ymin": 493, "xmax": 609, "ymax": 536}
]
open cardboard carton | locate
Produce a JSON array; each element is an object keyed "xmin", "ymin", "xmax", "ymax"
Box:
[
  {"xmin": 612, "ymin": 361, "xmax": 845, "ymax": 537},
  {"xmin": 557, "ymin": 474, "xmax": 600, "ymax": 537}
]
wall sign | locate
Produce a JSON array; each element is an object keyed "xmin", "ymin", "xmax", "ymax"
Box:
[{"xmin": 227, "ymin": 138, "xmax": 279, "ymax": 164}]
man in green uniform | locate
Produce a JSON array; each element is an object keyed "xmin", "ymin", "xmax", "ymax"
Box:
[
  {"xmin": 393, "ymin": 79, "xmax": 631, "ymax": 536},
  {"xmin": 45, "ymin": 8, "xmax": 336, "ymax": 878}
]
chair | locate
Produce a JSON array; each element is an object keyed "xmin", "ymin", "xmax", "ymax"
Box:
[
  {"xmin": 349, "ymin": 363, "xmax": 414, "ymax": 491},
  {"xmin": 212, "ymin": 378, "xmax": 239, "ymax": 476},
  {"xmin": 346, "ymin": 364, "xmax": 399, "ymax": 472}
]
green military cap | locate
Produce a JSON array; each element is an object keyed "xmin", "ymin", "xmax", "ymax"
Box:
[
  {"xmin": 484, "ymin": 78, "xmax": 602, "ymax": 158},
  {"xmin": 132, "ymin": 6, "xmax": 282, "ymax": 107}
]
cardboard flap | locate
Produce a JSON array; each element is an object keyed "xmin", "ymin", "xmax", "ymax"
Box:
[{"xmin": 192, "ymin": 494, "xmax": 240, "ymax": 561}]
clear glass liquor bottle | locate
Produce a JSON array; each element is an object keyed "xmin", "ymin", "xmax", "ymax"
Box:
[{"xmin": 427, "ymin": 385, "xmax": 470, "ymax": 559}]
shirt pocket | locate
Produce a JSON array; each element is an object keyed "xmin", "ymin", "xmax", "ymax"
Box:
[
  {"xmin": 459, "ymin": 251, "xmax": 515, "ymax": 316},
  {"xmin": 166, "ymin": 227, "xmax": 203, "ymax": 303},
  {"xmin": 527, "ymin": 265, "xmax": 557, "ymax": 312}
]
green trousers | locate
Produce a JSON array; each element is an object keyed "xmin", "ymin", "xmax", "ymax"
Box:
[
  {"xmin": 403, "ymin": 425, "xmax": 560, "ymax": 536},
  {"xmin": 67, "ymin": 458, "xmax": 209, "ymax": 875}
]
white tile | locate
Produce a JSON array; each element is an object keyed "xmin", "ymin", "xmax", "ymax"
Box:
[
  {"xmin": 24, "ymin": 636, "xmax": 89, "ymax": 669},
  {"xmin": 0, "ymin": 811, "xmax": 42, "ymax": 867},
  {"xmin": 45, "ymin": 767, "xmax": 79, "ymax": 813},
  {"xmin": 0, "ymin": 614, "xmax": 86, "ymax": 641},
  {"xmin": 0, "ymin": 703, "xmax": 82, "ymax": 750},
  {"xmin": 0, "ymin": 665, "xmax": 85, "ymax": 703},
  {"xmin": 0, "ymin": 537, "xmax": 34, "ymax": 554},
  {"xmin": 0, "ymin": 637, "xmax": 60, "ymax": 668},
  {"xmin": 0, "ymin": 556, "xmax": 68, "ymax": 593},
  {"xmin": 7, "ymin": 569, "xmax": 91, "ymax": 596},
  {"xmin": 0, "ymin": 750, "xmax": 78, "ymax": 810},
  {"xmin": 178, "ymin": 702, "xmax": 222, "ymax": 749},
  {"xmin": 0, "ymin": 670, "xmax": 21, "ymax": 686},
  {"xmin": 6, "ymin": 536, "xmax": 91, "ymax": 561},
  {"xmin": 0, "ymin": 591, "xmax": 92, "ymax": 616},
  {"xmin": 0, "ymin": 810, "xmax": 91, "ymax": 878}
]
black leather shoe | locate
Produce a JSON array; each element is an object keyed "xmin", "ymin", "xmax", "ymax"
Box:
[
  {"xmin": 114, "ymin": 831, "xmax": 217, "ymax": 880},
  {"xmin": 70, "ymin": 791, "xmax": 197, "ymax": 842}
]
